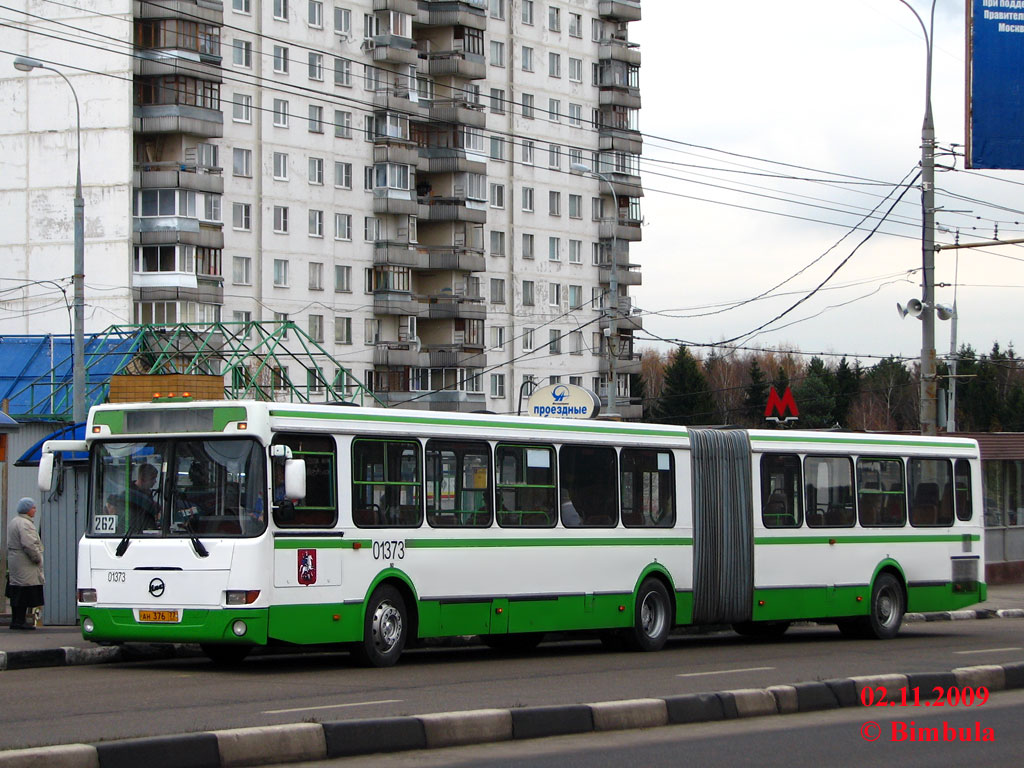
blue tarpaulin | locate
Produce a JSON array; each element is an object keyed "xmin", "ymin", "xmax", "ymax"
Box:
[{"xmin": 15, "ymin": 422, "xmax": 88, "ymax": 466}]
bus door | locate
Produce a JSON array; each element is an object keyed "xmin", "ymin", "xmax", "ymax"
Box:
[{"xmin": 689, "ymin": 429, "xmax": 754, "ymax": 625}]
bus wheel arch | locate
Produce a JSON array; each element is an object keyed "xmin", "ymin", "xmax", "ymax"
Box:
[
  {"xmin": 840, "ymin": 565, "xmax": 906, "ymax": 640},
  {"xmin": 627, "ymin": 570, "xmax": 675, "ymax": 652},
  {"xmin": 354, "ymin": 573, "xmax": 419, "ymax": 667}
]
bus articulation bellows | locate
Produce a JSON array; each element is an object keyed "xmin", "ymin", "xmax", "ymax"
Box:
[{"xmin": 39, "ymin": 401, "xmax": 986, "ymax": 666}]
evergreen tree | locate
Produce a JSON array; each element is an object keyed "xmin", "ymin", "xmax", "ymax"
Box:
[
  {"xmin": 654, "ymin": 346, "xmax": 717, "ymax": 425},
  {"xmin": 833, "ymin": 357, "xmax": 860, "ymax": 428},
  {"xmin": 794, "ymin": 357, "xmax": 836, "ymax": 428},
  {"xmin": 743, "ymin": 359, "xmax": 770, "ymax": 426}
]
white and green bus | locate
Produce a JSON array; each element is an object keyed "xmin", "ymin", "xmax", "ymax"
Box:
[{"xmin": 39, "ymin": 400, "xmax": 986, "ymax": 666}]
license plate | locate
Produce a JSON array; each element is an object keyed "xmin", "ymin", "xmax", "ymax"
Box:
[{"xmin": 138, "ymin": 609, "xmax": 180, "ymax": 623}]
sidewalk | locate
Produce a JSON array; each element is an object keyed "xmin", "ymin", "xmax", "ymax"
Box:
[{"xmin": 3, "ymin": 584, "xmax": 1023, "ymax": 670}]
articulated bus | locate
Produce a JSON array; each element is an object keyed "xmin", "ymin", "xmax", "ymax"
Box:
[{"xmin": 39, "ymin": 400, "xmax": 986, "ymax": 666}]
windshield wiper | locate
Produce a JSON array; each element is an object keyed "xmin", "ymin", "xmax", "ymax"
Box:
[
  {"xmin": 115, "ymin": 529, "xmax": 133, "ymax": 557},
  {"xmin": 190, "ymin": 536, "xmax": 209, "ymax": 558}
]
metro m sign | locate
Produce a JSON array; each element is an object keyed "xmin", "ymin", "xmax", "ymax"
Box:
[{"xmin": 765, "ymin": 386, "xmax": 799, "ymax": 423}]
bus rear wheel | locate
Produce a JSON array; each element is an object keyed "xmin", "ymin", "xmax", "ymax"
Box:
[
  {"xmin": 353, "ymin": 584, "xmax": 408, "ymax": 667},
  {"xmin": 865, "ymin": 573, "xmax": 905, "ymax": 639},
  {"xmin": 627, "ymin": 578, "xmax": 672, "ymax": 652}
]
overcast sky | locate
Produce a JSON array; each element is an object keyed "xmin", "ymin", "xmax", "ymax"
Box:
[{"xmin": 630, "ymin": 0, "xmax": 1024, "ymax": 366}]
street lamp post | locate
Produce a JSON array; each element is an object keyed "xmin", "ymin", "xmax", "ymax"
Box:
[
  {"xmin": 570, "ymin": 162, "xmax": 618, "ymax": 414},
  {"xmin": 897, "ymin": 0, "xmax": 939, "ymax": 435},
  {"xmin": 14, "ymin": 56, "xmax": 86, "ymax": 424}
]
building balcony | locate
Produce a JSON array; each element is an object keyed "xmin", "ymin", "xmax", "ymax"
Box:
[
  {"xmin": 599, "ymin": 127, "xmax": 643, "ymax": 156},
  {"xmin": 598, "ymin": 217, "xmax": 643, "ymax": 242},
  {"xmin": 598, "ymin": 353, "xmax": 643, "ymax": 377},
  {"xmin": 374, "ymin": 0, "xmax": 418, "ymax": 13},
  {"xmin": 372, "ymin": 87, "xmax": 429, "ymax": 116},
  {"xmin": 599, "ymin": 87, "xmax": 641, "ymax": 110},
  {"xmin": 374, "ymin": 342, "xmax": 486, "ymax": 369},
  {"xmin": 374, "ymin": 242, "xmax": 420, "ymax": 268},
  {"xmin": 599, "ymin": 264, "xmax": 642, "ymax": 287},
  {"xmin": 373, "ymin": 293, "xmax": 421, "ymax": 317},
  {"xmin": 418, "ymin": 245, "xmax": 485, "ymax": 272},
  {"xmin": 373, "ymin": 190, "xmax": 421, "ymax": 215},
  {"xmin": 136, "ymin": 0, "xmax": 223, "ymax": 24},
  {"xmin": 417, "ymin": 0, "xmax": 487, "ymax": 30},
  {"xmin": 373, "ymin": 142, "xmax": 420, "ymax": 166},
  {"xmin": 598, "ymin": 40, "xmax": 641, "ymax": 67},
  {"xmin": 134, "ymin": 162, "xmax": 223, "ymax": 194},
  {"xmin": 422, "ymin": 293, "xmax": 486, "ymax": 320},
  {"xmin": 134, "ymin": 104, "xmax": 223, "ymax": 138},
  {"xmin": 599, "ymin": 311, "xmax": 643, "ymax": 333},
  {"xmin": 417, "ymin": 196, "xmax": 488, "ymax": 223},
  {"xmin": 428, "ymin": 98, "xmax": 486, "ymax": 128},
  {"xmin": 374, "ymin": 390, "xmax": 487, "ymax": 411},
  {"xmin": 422, "ymin": 50, "xmax": 486, "ymax": 79},
  {"xmin": 371, "ymin": 36, "xmax": 421, "ymax": 66},
  {"xmin": 417, "ymin": 148, "xmax": 487, "ymax": 175},
  {"xmin": 135, "ymin": 51, "xmax": 223, "ymax": 81},
  {"xmin": 598, "ymin": 0, "xmax": 641, "ymax": 22},
  {"xmin": 606, "ymin": 172, "xmax": 643, "ymax": 199},
  {"xmin": 134, "ymin": 278, "xmax": 224, "ymax": 307},
  {"xmin": 134, "ymin": 221, "xmax": 224, "ymax": 250}
]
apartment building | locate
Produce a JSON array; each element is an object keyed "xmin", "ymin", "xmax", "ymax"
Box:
[{"xmin": 4, "ymin": 0, "xmax": 643, "ymax": 416}]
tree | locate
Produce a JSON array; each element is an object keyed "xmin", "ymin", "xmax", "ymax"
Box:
[
  {"xmin": 833, "ymin": 357, "xmax": 860, "ymax": 428},
  {"xmin": 743, "ymin": 359, "xmax": 770, "ymax": 426},
  {"xmin": 793, "ymin": 357, "xmax": 836, "ymax": 428},
  {"xmin": 654, "ymin": 346, "xmax": 717, "ymax": 425}
]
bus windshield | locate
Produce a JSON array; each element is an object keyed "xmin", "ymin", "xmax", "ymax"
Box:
[{"xmin": 90, "ymin": 438, "xmax": 267, "ymax": 538}]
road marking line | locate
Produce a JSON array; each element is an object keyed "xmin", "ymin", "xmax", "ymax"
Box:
[
  {"xmin": 677, "ymin": 666, "xmax": 775, "ymax": 678},
  {"xmin": 953, "ymin": 647, "xmax": 1022, "ymax": 655},
  {"xmin": 263, "ymin": 699, "xmax": 403, "ymax": 715}
]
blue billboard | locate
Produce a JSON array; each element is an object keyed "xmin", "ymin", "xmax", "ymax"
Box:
[{"xmin": 968, "ymin": 0, "xmax": 1024, "ymax": 169}]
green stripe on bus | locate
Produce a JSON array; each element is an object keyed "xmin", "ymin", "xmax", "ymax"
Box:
[
  {"xmin": 755, "ymin": 534, "xmax": 980, "ymax": 545},
  {"xmin": 273, "ymin": 537, "xmax": 692, "ymax": 549},
  {"xmin": 750, "ymin": 434, "xmax": 975, "ymax": 450},
  {"xmin": 274, "ymin": 539, "xmax": 369, "ymax": 549},
  {"xmin": 269, "ymin": 408, "xmax": 689, "ymax": 439}
]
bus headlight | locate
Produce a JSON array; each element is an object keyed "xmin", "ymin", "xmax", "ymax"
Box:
[
  {"xmin": 232, "ymin": 620, "xmax": 247, "ymax": 637},
  {"xmin": 225, "ymin": 590, "xmax": 260, "ymax": 605},
  {"xmin": 83, "ymin": 618, "xmax": 95, "ymax": 634}
]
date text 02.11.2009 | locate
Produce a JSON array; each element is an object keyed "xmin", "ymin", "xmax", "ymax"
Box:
[{"xmin": 860, "ymin": 686, "xmax": 989, "ymax": 708}]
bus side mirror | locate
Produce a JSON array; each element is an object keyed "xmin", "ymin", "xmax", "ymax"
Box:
[
  {"xmin": 38, "ymin": 452, "xmax": 55, "ymax": 493},
  {"xmin": 284, "ymin": 458, "xmax": 306, "ymax": 501}
]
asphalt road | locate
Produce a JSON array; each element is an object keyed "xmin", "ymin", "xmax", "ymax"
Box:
[{"xmin": 2, "ymin": 619, "xmax": 1023, "ymax": 750}]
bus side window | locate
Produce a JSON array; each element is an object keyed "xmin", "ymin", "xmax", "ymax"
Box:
[
  {"xmin": 272, "ymin": 433, "xmax": 338, "ymax": 528},
  {"xmin": 954, "ymin": 459, "xmax": 973, "ymax": 521},
  {"xmin": 858, "ymin": 458, "xmax": 905, "ymax": 528},
  {"xmin": 760, "ymin": 453, "xmax": 801, "ymax": 528},
  {"xmin": 495, "ymin": 444, "xmax": 556, "ymax": 528},
  {"xmin": 620, "ymin": 449, "xmax": 675, "ymax": 528},
  {"xmin": 805, "ymin": 455, "xmax": 854, "ymax": 528},
  {"xmin": 352, "ymin": 438, "xmax": 423, "ymax": 528},
  {"xmin": 909, "ymin": 458, "xmax": 953, "ymax": 527},
  {"xmin": 425, "ymin": 439, "xmax": 492, "ymax": 528},
  {"xmin": 559, "ymin": 444, "xmax": 617, "ymax": 528}
]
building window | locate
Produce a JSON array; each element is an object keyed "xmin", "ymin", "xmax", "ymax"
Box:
[
  {"xmin": 549, "ymin": 282, "xmax": 561, "ymax": 307},
  {"xmin": 489, "ymin": 0, "xmax": 504, "ymax": 19},
  {"xmin": 522, "ymin": 280, "xmax": 534, "ymax": 306},
  {"xmin": 232, "ymin": 147, "xmax": 251, "ymax": 177},
  {"xmin": 522, "ymin": 0, "xmax": 533, "ymax": 23},
  {"xmin": 522, "ymin": 46, "xmax": 533, "ymax": 71},
  {"xmin": 308, "ymin": 52, "xmax": 324, "ymax": 80},
  {"xmin": 273, "ymin": 98, "xmax": 289, "ymax": 127},
  {"xmin": 490, "ymin": 230, "xmax": 506, "ymax": 256},
  {"xmin": 490, "ymin": 88, "xmax": 505, "ymax": 114},
  {"xmin": 522, "ymin": 139, "xmax": 534, "ymax": 165},
  {"xmin": 490, "ymin": 40, "xmax": 505, "ymax": 67},
  {"xmin": 335, "ymin": 264, "xmax": 351, "ymax": 292},
  {"xmin": 273, "ymin": 258, "xmax": 289, "ymax": 286},
  {"xmin": 308, "ymin": 209, "xmax": 324, "ymax": 237},
  {"xmin": 490, "ymin": 278, "xmax": 506, "ymax": 304},
  {"xmin": 232, "ymin": 255, "xmax": 251, "ymax": 284},
  {"xmin": 273, "ymin": 0, "xmax": 288, "ymax": 20},
  {"xmin": 232, "ymin": 39, "xmax": 252, "ymax": 67},
  {"xmin": 548, "ymin": 190, "xmax": 561, "ymax": 216},
  {"xmin": 308, "ymin": 0, "xmax": 323, "ymax": 27},
  {"xmin": 569, "ymin": 284, "xmax": 582, "ymax": 309},
  {"xmin": 334, "ymin": 57, "xmax": 352, "ymax": 86},
  {"xmin": 273, "ymin": 45, "xmax": 289, "ymax": 73},
  {"xmin": 522, "ymin": 233, "xmax": 534, "ymax": 260},
  {"xmin": 569, "ymin": 57, "xmax": 582, "ymax": 83},
  {"xmin": 521, "ymin": 93, "xmax": 534, "ymax": 119},
  {"xmin": 491, "ymin": 326, "xmax": 505, "ymax": 351},
  {"xmin": 273, "ymin": 151, "xmax": 288, "ymax": 180},
  {"xmin": 231, "ymin": 202, "xmax": 251, "ymax": 231},
  {"xmin": 548, "ymin": 5, "xmax": 560, "ymax": 31},
  {"xmin": 548, "ymin": 236, "xmax": 560, "ymax": 261},
  {"xmin": 522, "ymin": 186, "xmax": 534, "ymax": 212},
  {"xmin": 232, "ymin": 93, "xmax": 252, "ymax": 122},
  {"xmin": 334, "ymin": 109, "xmax": 352, "ymax": 138},
  {"xmin": 548, "ymin": 98, "xmax": 560, "ymax": 122},
  {"xmin": 364, "ymin": 216, "xmax": 381, "ymax": 241},
  {"xmin": 335, "ymin": 316, "xmax": 352, "ymax": 344},
  {"xmin": 308, "ymin": 104, "xmax": 324, "ymax": 133},
  {"xmin": 308, "ymin": 156, "xmax": 324, "ymax": 185},
  {"xmin": 548, "ymin": 143, "xmax": 561, "ymax": 168},
  {"xmin": 273, "ymin": 206, "xmax": 289, "ymax": 233},
  {"xmin": 334, "ymin": 212, "xmax": 352, "ymax": 240},
  {"xmin": 232, "ymin": 0, "xmax": 251, "ymax": 13},
  {"xmin": 549, "ymin": 329, "xmax": 561, "ymax": 354},
  {"xmin": 308, "ymin": 313, "xmax": 324, "ymax": 342},
  {"xmin": 523, "ymin": 328, "xmax": 534, "ymax": 351},
  {"xmin": 569, "ymin": 239, "xmax": 582, "ymax": 264},
  {"xmin": 491, "ymin": 373, "xmax": 506, "ymax": 398},
  {"xmin": 489, "ymin": 183, "xmax": 505, "ymax": 209},
  {"xmin": 568, "ymin": 102, "xmax": 582, "ymax": 126},
  {"xmin": 548, "ymin": 52, "xmax": 561, "ymax": 78},
  {"xmin": 335, "ymin": 161, "xmax": 352, "ymax": 188},
  {"xmin": 569, "ymin": 12, "xmax": 582, "ymax": 37}
]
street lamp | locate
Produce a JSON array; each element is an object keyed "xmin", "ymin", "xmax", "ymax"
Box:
[
  {"xmin": 570, "ymin": 162, "xmax": 619, "ymax": 414},
  {"xmin": 897, "ymin": 0, "xmax": 939, "ymax": 435},
  {"xmin": 14, "ymin": 56, "xmax": 86, "ymax": 424}
]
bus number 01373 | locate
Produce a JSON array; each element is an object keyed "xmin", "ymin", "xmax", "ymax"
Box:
[{"xmin": 371, "ymin": 540, "xmax": 405, "ymax": 560}]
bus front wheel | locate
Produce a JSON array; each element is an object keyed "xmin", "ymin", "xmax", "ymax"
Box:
[
  {"xmin": 866, "ymin": 573, "xmax": 905, "ymax": 639},
  {"xmin": 354, "ymin": 584, "xmax": 408, "ymax": 667},
  {"xmin": 627, "ymin": 578, "xmax": 672, "ymax": 652}
]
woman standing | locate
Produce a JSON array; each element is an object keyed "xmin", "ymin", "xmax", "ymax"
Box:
[{"xmin": 6, "ymin": 497, "xmax": 44, "ymax": 630}]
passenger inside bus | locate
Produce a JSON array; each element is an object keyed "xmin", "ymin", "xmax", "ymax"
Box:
[{"xmin": 127, "ymin": 464, "xmax": 161, "ymax": 531}]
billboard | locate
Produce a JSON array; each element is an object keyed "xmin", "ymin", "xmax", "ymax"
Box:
[{"xmin": 968, "ymin": 0, "xmax": 1024, "ymax": 169}]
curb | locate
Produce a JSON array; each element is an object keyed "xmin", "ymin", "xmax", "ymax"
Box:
[
  {"xmin": 2, "ymin": 607, "xmax": 1023, "ymax": 673},
  {"xmin": 1, "ymin": 661, "xmax": 1023, "ymax": 766}
]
